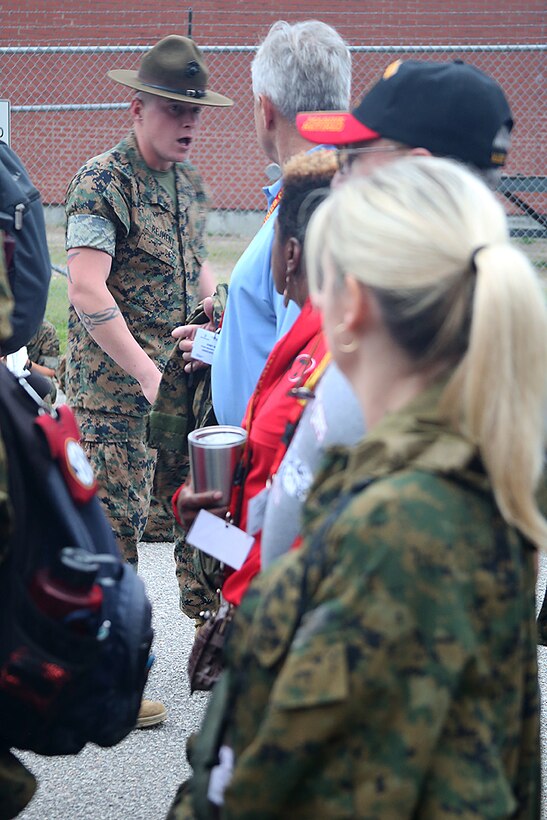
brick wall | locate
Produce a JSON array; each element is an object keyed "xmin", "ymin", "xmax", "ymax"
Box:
[{"xmin": 1, "ymin": 1, "xmax": 544, "ymax": 210}]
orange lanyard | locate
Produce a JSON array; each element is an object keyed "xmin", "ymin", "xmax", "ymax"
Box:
[{"xmin": 263, "ymin": 189, "xmax": 283, "ymax": 224}]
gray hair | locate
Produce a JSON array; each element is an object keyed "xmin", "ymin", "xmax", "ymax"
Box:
[{"xmin": 251, "ymin": 20, "xmax": 351, "ymax": 123}]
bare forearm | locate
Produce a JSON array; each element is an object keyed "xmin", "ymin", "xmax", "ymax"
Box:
[
  {"xmin": 199, "ymin": 260, "xmax": 217, "ymax": 300},
  {"xmin": 69, "ymin": 284, "xmax": 160, "ymax": 401},
  {"xmin": 29, "ymin": 362, "xmax": 56, "ymax": 378}
]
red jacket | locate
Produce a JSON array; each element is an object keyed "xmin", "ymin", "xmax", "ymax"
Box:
[{"xmin": 222, "ymin": 299, "xmax": 329, "ymax": 605}]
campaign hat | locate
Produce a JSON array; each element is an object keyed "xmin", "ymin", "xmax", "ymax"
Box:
[{"xmin": 108, "ymin": 35, "xmax": 233, "ymax": 108}]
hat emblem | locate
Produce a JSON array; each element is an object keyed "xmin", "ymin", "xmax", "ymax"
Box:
[
  {"xmin": 185, "ymin": 60, "xmax": 200, "ymax": 78},
  {"xmin": 383, "ymin": 59, "xmax": 402, "ymax": 80}
]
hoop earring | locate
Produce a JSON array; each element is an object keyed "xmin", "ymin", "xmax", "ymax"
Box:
[{"xmin": 333, "ymin": 323, "xmax": 358, "ymax": 354}]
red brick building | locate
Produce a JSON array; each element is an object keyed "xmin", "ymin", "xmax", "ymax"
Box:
[{"xmin": 1, "ymin": 1, "xmax": 544, "ymax": 211}]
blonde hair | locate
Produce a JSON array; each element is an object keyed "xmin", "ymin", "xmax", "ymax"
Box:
[{"xmin": 307, "ymin": 156, "xmax": 547, "ymax": 549}]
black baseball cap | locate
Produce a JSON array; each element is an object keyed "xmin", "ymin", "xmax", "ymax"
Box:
[{"xmin": 296, "ymin": 59, "xmax": 513, "ymax": 168}]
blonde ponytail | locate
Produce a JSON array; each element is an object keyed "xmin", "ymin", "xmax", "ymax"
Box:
[
  {"xmin": 307, "ymin": 156, "xmax": 547, "ymax": 548},
  {"xmin": 442, "ymin": 243, "xmax": 547, "ymax": 548}
]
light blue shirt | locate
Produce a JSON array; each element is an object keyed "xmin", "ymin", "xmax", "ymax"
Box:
[{"xmin": 211, "ymin": 178, "xmax": 300, "ymax": 426}]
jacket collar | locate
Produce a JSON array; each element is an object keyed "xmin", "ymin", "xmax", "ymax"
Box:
[{"xmin": 325, "ymin": 380, "xmax": 489, "ymax": 496}]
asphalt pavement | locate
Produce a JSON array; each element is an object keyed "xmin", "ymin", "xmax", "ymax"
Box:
[{"xmin": 17, "ymin": 542, "xmax": 547, "ymax": 819}]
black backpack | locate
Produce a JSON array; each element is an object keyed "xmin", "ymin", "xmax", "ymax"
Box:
[
  {"xmin": 0, "ymin": 141, "xmax": 51, "ymax": 355},
  {"xmin": 0, "ymin": 365, "xmax": 154, "ymax": 755}
]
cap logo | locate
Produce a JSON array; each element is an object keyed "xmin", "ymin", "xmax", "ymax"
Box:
[
  {"xmin": 383, "ymin": 59, "xmax": 402, "ymax": 80},
  {"xmin": 185, "ymin": 60, "xmax": 200, "ymax": 77},
  {"xmin": 299, "ymin": 115, "xmax": 346, "ymax": 133},
  {"xmin": 490, "ymin": 150, "xmax": 507, "ymax": 166}
]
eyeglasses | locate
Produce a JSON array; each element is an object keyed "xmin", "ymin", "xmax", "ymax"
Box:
[{"xmin": 335, "ymin": 144, "xmax": 402, "ymax": 175}]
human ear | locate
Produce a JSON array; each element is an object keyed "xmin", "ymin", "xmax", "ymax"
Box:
[
  {"xmin": 130, "ymin": 97, "xmax": 144, "ymax": 123},
  {"xmin": 343, "ymin": 276, "xmax": 376, "ymax": 335},
  {"xmin": 286, "ymin": 237, "xmax": 302, "ymax": 277},
  {"xmin": 260, "ymin": 95, "xmax": 276, "ymax": 131}
]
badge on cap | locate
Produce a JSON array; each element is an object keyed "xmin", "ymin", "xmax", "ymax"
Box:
[
  {"xmin": 186, "ymin": 60, "xmax": 200, "ymax": 77},
  {"xmin": 298, "ymin": 114, "xmax": 346, "ymax": 134},
  {"xmin": 383, "ymin": 59, "xmax": 402, "ymax": 80}
]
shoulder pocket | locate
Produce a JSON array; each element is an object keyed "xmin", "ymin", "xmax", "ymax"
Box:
[{"xmin": 271, "ymin": 640, "xmax": 349, "ymax": 710}]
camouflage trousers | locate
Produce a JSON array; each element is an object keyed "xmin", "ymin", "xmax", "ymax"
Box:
[
  {"xmin": 75, "ymin": 410, "xmax": 155, "ymax": 566},
  {"xmin": 152, "ymin": 446, "xmax": 219, "ymax": 621},
  {"xmin": 174, "ymin": 528, "xmax": 222, "ymax": 623}
]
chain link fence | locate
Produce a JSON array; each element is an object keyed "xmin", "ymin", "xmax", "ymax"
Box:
[{"xmin": 1, "ymin": 1, "xmax": 546, "ymax": 268}]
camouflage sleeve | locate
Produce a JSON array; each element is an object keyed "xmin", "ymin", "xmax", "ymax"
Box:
[
  {"xmin": 66, "ymin": 214, "xmax": 117, "ymax": 256},
  {"xmin": 0, "ymin": 436, "xmax": 12, "ymax": 567},
  {"xmin": 26, "ymin": 320, "xmax": 59, "ymax": 370},
  {"xmin": 210, "ymin": 283, "xmax": 228, "ymax": 329},
  {"xmin": 225, "ymin": 477, "xmax": 514, "ymax": 818},
  {"xmin": 0, "ymin": 234, "xmax": 13, "ymax": 349},
  {"xmin": 65, "ymin": 164, "xmax": 131, "ymax": 238}
]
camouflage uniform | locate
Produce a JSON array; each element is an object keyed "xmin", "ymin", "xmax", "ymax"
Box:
[
  {"xmin": 65, "ymin": 130, "xmax": 207, "ymax": 564},
  {"xmin": 0, "ymin": 237, "xmax": 13, "ymax": 565},
  {"xmin": 148, "ymin": 285, "xmax": 227, "ymax": 618},
  {"xmin": 26, "ymin": 318, "xmax": 60, "ymax": 403},
  {"xmin": 169, "ymin": 382, "xmax": 540, "ymax": 819},
  {"xmin": 0, "ymin": 236, "xmax": 13, "ymax": 362},
  {"xmin": 26, "ymin": 319, "xmax": 59, "ymax": 372},
  {"xmin": 0, "ymin": 238, "xmax": 37, "ymax": 818}
]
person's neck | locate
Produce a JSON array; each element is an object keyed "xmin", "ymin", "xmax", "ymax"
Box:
[
  {"xmin": 134, "ymin": 130, "xmax": 174, "ymax": 172},
  {"xmin": 350, "ymin": 334, "xmax": 441, "ymax": 429},
  {"xmin": 271, "ymin": 120, "xmax": 320, "ymax": 167},
  {"xmin": 294, "ymin": 280, "xmax": 309, "ymax": 309}
]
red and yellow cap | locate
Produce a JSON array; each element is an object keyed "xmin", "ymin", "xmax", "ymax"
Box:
[
  {"xmin": 297, "ymin": 59, "xmax": 513, "ymax": 168},
  {"xmin": 296, "ymin": 111, "xmax": 379, "ymax": 146}
]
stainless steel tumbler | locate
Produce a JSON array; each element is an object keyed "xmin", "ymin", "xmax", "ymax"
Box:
[{"xmin": 187, "ymin": 425, "xmax": 247, "ymax": 506}]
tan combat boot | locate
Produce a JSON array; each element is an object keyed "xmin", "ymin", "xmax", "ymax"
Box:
[{"xmin": 136, "ymin": 698, "xmax": 167, "ymax": 729}]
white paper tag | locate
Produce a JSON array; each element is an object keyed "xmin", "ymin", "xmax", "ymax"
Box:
[
  {"xmin": 246, "ymin": 486, "xmax": 270, "ymax": 536},
  {"xmin": 5, "ymin": 345, "xmax": 28, "ymax": 376},
  {"xmin": 186, "ymin": 509, "xmax": 254, "ymax": 570},
  {"xmin": 208, "ymin": 745, "xmax": 234, "ymax": 806},
  {"xmin": 191, "ymin": 327, "xmax": 219, "ymax": 365}
]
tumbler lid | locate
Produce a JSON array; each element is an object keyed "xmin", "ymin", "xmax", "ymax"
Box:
[{"xmin": 188, "ymin": 425, "xmax": 247, "ymax": 448}]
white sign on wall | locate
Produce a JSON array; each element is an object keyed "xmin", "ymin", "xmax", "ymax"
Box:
[{"xmin": 0, "ymin": 100, "xmax": 11, "ymax": 145}]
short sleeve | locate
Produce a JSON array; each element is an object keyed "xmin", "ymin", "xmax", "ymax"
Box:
[
  {"xmin": 66, "ymin": 214, "xmax": 117, "ymax": 256},
  {"xmin": 65, "ymin": 164, "xmax": 131, "ymax": 237}
]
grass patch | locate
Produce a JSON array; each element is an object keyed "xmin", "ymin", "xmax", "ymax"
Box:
[
  {"xmin": 46, "ymin": 272, "xmax": 69, "ymax": 355},
  {"xmin": 47, "ymin": 225, "xmax": 66, "ymax": 269}
]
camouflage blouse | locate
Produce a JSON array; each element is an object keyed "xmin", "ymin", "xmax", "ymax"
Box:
[
  {"xmin": 174, "ymin": 382, "xmax": 540, "ymax": 819},
  {"xmin": 0, "ymin": 238, "xmax": 12, "ymax": 564},
  {"xmin": 65, "ymin": 131, "xmax": 208, "ymax": 416},
  {"xmin": 26, "ymin": 319, "xmax": 59, "ymax": 371},
  {"xmin": 0, "ymin": 241, "xmax": 36, "ymax": 815}
]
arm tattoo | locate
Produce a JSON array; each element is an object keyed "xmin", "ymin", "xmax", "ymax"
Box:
[
  {"xmin": 66, "ymin": 251, "xmax": 80, "ymax": 284},
  {"xmin": 77, "ymin": 305, "xmax": 121, "ymax": 332}
]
